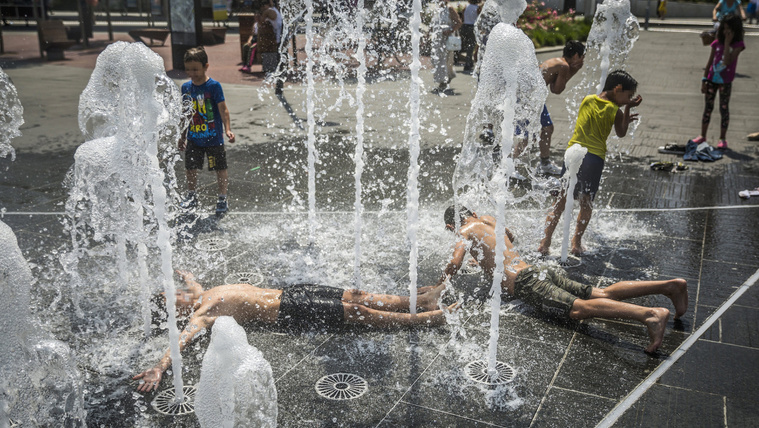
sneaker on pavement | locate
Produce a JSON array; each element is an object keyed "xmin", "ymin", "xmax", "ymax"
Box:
[
  {"xmin": 717, "ymin": 139, "xmax": 728, "ymax": 150},
  {"xmin": 510, "ymin": 170, "xmax": 527, "ymax": 181},
  {"xmin": 536, "ymin": 161, "xmax": 563, "ymax": 176},
  {"xmin": 691, "ymin": 136, "xmax": 706, "ymax": 144},
  {"xmin": 215, "ymin": 198, "xmax": 228, "ymax": 218},
  {"xmin": 180, "ymin": 192, "xmax": 198, "ymax": 210}
]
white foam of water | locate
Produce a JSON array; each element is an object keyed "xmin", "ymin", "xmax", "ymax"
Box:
[
  {"xmin": 560, "ymin": 144, "xmax": 588, "ymax": 262},
  {"xmin": 68, "ymin": 41, "xmax": 190, "ymax": 400},
  {"xmin": 565, "ymin": 0, "xmax": 639, "ymax": 132},
  {"xmin": 0, "ymin": 67, "xmax": 23, "ymax": 161},
  {"xmin": 0, "ymin": 221, "xmax": 86, "ymax": 425},
  {"xmin": 353, "ymin": 1, "xmax": 368, "ymax": 288},
  {"xmin": 407, "ymin": 0, "xmax": 423, "ymax": 313},
  {"xmin": 195, "ymin": 317, "xmax": 277, "ymax": 428}
]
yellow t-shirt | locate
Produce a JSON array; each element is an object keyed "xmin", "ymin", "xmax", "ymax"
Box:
[{"xmin": 567, "ymin": 95, "xmax": 619, "ymax": 159}]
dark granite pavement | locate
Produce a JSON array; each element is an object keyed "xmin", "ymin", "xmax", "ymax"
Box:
[{"xmin": 1, "ymin": 18, "xmax": 758, "ymax": 428}]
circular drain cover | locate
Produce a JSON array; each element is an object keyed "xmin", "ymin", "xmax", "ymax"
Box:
[
  {"xmin": 557, "ymin": 256, "xmax": 581, "ymax": 268},
  {"xmin": 464, "ymin": 360, "xmax": 516, "ymax": 385},
  {"xmin": 315, "ymin": 373, "xmax": 368, "ymax": 400},
  {"xmin": 151, "ymin": 385, "xmax": 197, "ymax": 416},
  {"xmin": 194, "ymin": 237, "xmax": 231, "ymax": 252},
  {"xmin": 225, "ymin": 271, "xmax": 264, "ymax": 286}
]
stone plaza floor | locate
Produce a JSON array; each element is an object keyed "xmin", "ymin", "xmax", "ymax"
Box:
[{"xmin": 1, "ymin": 18, "xmax": 758, "ymax": 427}]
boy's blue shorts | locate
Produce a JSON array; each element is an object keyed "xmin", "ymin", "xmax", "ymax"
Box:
[
  {"xmin": 560, "ymin": 152, "xmax": 604, "ymax": 201},
  {"xmin": 515, "ymin": 104, "xmax": 553, "ymax": 138}
]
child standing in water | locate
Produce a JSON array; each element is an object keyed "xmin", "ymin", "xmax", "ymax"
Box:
[
  {"xmin": 693, "ymin": 14, "xmax": 745, "ymax": 150},
  {"xmin": 538, "ymin": 70, "xmax": 642, "ymax": 257},
  {"xmin": 179, "ymin": 46, "xmax": 236, "ymax": 218}
]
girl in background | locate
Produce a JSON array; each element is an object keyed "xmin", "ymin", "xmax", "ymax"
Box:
[{"xmin": 694, "ymin": 14, "xmax": 745, "ymax": 150}]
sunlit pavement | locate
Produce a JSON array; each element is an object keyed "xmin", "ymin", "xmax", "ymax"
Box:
[{"xmin": 1, "ymin": 21, "xmax": 758, "ymax": 427}]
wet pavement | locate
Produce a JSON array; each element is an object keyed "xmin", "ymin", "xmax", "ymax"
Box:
[{"xmin": 1, "ymin": 17, "xmax": 759, "ymax": 428}]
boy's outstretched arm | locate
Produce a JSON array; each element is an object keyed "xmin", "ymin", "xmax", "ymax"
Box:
[
  {"xmin": 435, "ymin": 239, "xmax": 468, "ymax": 286},
  {"xmin": 218, "ymin": 100, "xmax": 235, "ymax": 143},
  {"xmin": 132, "ymin": 315, "xmax": 215, "ymax": 393},
  {"xmin": 614, "ymin": 95, "xmax": 642, "ymax": 137}
]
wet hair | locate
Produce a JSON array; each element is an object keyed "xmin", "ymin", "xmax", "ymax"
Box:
[
  {"xmin": 602, "ymin": 70, "xmax": 638, "ymax": 92},
  {"xmin": 718, "ymin": 14, "xmax": 744, "ymax": 45},
  {"xmin": 183, "ymin": 46, "xmax": 208, "ymax": 65},
  {"xmin": 444, "ymin": 205, "xmax": 473, "ymax": 227},
  {"xmin": 563, "ymin": 40, "xmax": 585, "ymax": 59}
]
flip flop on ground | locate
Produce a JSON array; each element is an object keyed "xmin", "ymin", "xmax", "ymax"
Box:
[{"xmin": 739, "ymin": 187, "xmax": 759, "ymax": 199}]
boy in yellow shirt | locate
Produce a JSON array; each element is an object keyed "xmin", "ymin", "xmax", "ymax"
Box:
[{"xmin": 538, "ymin": 70, "xmax": 642, "ymax": 256}]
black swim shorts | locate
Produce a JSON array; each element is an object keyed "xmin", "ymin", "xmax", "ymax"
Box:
[
  {"xmin": 513, "ymin": 266, "xmax": 592, "ymax": 318},
  {"xmin": 277, "ymin": 284, "xmax": 345, "ymax": 330},
  {"xmin": 185, "ymin": 141, "xmax": 228, "ymax": 171}
]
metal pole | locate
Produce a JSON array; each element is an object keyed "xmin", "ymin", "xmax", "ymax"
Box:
[
  {"xmin": 106, "ymin": 0, "xmax": 113, "ymax": 40},
  {"xmin": 77, "ymin": 0, "xmax": 89, "ymax": 48},
  {"xmin": 645, "ymin": 0, "xmax": 650, "ymax": 30}
]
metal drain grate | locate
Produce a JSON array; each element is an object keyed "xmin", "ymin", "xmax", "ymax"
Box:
[
  {"xmin": 151, "ymin": 385, "xmax": 197, "ymax": 416},
  {"xmin": 194, "ymin": 237, "xmax": 231, "ymax": 252},
  {"xmin": 464, "ymin": 360, "xmax": 516, "ymax": 385},
  {"xmin": 225, "ymin": 271, "xmax": 264, "ymax": 286},
  {"xmin": 557, "ymin": 256, "xmax": 582, "ymax": 268},
  {"xmin": 315, "ymin": 373, "xmax": 368, "ymax": 400}
]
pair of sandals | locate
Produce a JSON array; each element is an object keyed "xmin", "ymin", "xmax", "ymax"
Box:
[{"xmin": 683, "ymin": 140, "xmax": 723, "ymax": 162}]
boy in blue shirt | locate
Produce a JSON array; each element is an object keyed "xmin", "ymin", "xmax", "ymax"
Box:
[{"xmin": 179, "ymin": 46, "xmax": 236, "ymax": 217}]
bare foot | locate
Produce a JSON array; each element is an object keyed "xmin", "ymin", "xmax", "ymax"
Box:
[
  {"xmin": 537, "ymin": 238, "xmax": 551, "ymax": 256},
  {"xmin": 570, "ymin": 245, "xmax": 586, "ymax": 256},
  {"xmin": 667, "ymin": 278, "xmax": 689, "ymax": 319},
  {"xmin": 644, "ymin": 307, "xmax": 670, "ymax": 353},
  {"xmin": 417, "ymin": 282, "xmax": 448, "ymax": 312}
]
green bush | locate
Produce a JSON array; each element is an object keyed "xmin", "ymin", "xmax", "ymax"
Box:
[{"xmin": 517, "ymin": 1, "xmax": 592, "ymax": 48}]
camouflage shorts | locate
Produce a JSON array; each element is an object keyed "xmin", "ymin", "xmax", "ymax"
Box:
[{"xmin": 513, "ymin": 266, "xmax": 592, "ymax": 318}]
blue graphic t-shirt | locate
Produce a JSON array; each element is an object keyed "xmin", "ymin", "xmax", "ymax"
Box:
[{"xmin": 182, "ymin": 78, "xmax": 226, "ymax": 147}]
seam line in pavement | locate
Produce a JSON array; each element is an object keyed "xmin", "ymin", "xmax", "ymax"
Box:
[
  {"xmin": 596, "ymin": 267, "xmax": 759, "ymax": 428},
  {"xmin": 3, "ymin": 204, "xmax": 758, "ymax": 217}
]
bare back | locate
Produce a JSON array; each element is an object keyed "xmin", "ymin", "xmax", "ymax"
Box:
[
  {"xmin": 540, "ymin": 57, "xmax": 571, "ymax": 94},
  {"xmin": 192, "ymin": 283, "xmax": 283, "ymax": 325},
  {"xmin": 459, "ymin": 217, "xmax": 529, "ymax": 294}
]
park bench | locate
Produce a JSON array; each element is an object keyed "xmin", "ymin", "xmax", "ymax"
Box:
[
  {"xmin": 202, "ymin": 27, "xmax": 227, "ymax": 45},
  {"xmin": 128, "ymin": 28, "xmax": 171, "ymax": 46},
  {"xmin": 37, "ymin": 20, "xmax": 77, "ymax": 60}
]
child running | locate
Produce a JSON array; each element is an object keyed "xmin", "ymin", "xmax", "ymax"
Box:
[
  {"xmin": 538, "ymin": 70, "xmax": 642, "ymax": 256},
  {"xmin": 179, "ymin": 46, "xmax": 236, "ymax": 218},
  {"xmin": 693, "ymin": 14, "xmax": 745, "ymax": 150}
]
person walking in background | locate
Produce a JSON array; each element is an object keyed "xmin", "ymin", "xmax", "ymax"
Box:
[
  {"xmin": 431, "ymin": 0, "xmax": 462, "ymax": 94},
  {"xmin": 747, "ymin": 0, "xmax": 758, "ymax": 24},
  {"xmin": 693, "ymin": 14, "xmax": 745, "ymax": 150},
  {"xmin": 460, "ymin": 0, "xmax": 480, "ymax": 74},
  {"xmin": 179, "ymin": 47, "xmax": 236, "ymax": 218},
  {"xmin": 258, "ymin": 0, "xmax": 284, "ymax": 94},
  {"xmin": 713, "ymin": 0, "xmax": 746, "ymax": 23}
]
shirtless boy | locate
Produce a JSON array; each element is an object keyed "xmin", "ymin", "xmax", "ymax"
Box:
[
  {"xmin": 435, "ymin": 205, "xmax": 688, "ymax": 354},
  {"xmin": 134, "ymin": 272, "xmax": 452, "ymax": 392},
  {"xmin": 515, "ymin": 40, "xmax": 585, "ymax": 175}
]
